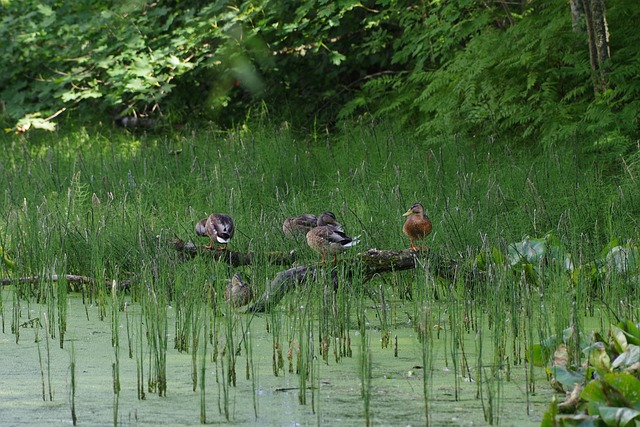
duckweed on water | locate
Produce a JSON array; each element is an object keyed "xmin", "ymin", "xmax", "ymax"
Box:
[{"xmin": 1, "ymin": 292, "xmax": 555, "ymax": 426}]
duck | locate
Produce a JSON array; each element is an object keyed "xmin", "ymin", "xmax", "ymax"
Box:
[
  {"xmin": 196, "ymin": 213, "xmax": 235, "ymax": 249},
  {"xmin": 402, "ymin": 203, "xmax": 432, "ymax": 251},
  {"xmin": 306, "ymin": 221, "xmax": 359, "ymax": 262},
  {"xmin": 283, "ymin": 213, "xmax": 318, "ymax": 237},
  {"xmin": 224, "ymin": 273, "xmax": 253, "ymax": 307},
  {"xmin": 283, "ymin": 211, "xmax": 343, "ymax": 237},
  {"xmin": 316, "ymin": 211, "xmax": 344, "ymax": 231}
]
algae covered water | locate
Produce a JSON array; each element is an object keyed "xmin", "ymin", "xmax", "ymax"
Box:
[{"xmin": 0, "ymin": 290, "xmax": 555, "ymax": 426}]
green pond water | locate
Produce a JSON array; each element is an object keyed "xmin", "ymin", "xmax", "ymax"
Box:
[{"xmin": 1, "ymin": 290, "xmax": 559, "ymax": 426}]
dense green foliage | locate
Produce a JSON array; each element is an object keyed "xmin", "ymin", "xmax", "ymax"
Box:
[{"xmin": 1, "ymin": 0, "xmax": 639, "ymax": 149}]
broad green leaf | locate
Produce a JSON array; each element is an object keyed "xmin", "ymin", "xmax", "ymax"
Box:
[
  {"xmin": 330, "ymin": 51, "xmax": 346, "ymax": 66},
  {"xmin": 506, "ymin": 233, "xmax": 572, "ymax": 273},
  {"xmin": 125, "ymin": 78, "xmax": 148, "ymax": 92},
  {"xmin": 603, "ymin": 373, "xmax": 640, "ymax": 409},
  {"xmin": 507, "ymin": 235, "xmax": 546, "ymax": 266},
  {"xmin": 584, "ymin": 342, "xmax": 611, "ymax": 377},
  {"xmin": 552, "ymin": 365, "xmax": 585, "ymax": 389},
  {"xmin": 167, "ymin": 55, "xmax": 182, "ymax": 67},
  {"xmin": 0, "ymin": 246, "xmax": 15, "ymax": 270},
  {"xmin": 475, "ymin": 247, "xmax": 505, "ymax": 271},
  {"xmin": 61, "ymin": 89, "xmax": 102, "ymax": 102},
  {"xmin": 582, "ymin": 380, "xmax": 607, "ymax": 406},
  {"xmin": 605, "ymin": 245, "xmax": 639, "ymax": 274},
  {"xmin": 619, "ymin": 321, "xmax": 640, "ymax": 346},
  {"xmin": 611, "ymin": 345, "xmax": 640, "ymax": 371},
  {"xmin": 599, "ymin": 406, "xmax": 640, "ymax": 426},
  {"xmin": 14, "ymin": 114, "xmax": 57, "ymax": 132},
  {"xmin": 540, "ymin": 395, "xmax": 558, "ymax": 427},
  {"xmin": 611, "ymin": 325, "xmax": 629, "ymax": 353}
]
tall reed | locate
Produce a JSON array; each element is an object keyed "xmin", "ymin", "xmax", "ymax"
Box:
[
  {"xmin": 43, "ymin": 312, "xmax": 54, "ymax": 401},
  {"xmin": 199, "ymin": 303, "xmax": 208, "ymax": 424},
  {"xmin": 111, "ymin": 280, "xmax": 121, "ymax": 427},
  {"xmin": 69, "ymin": 342, "xmax": 77, "ymax": 425},
  {"xmin": 142, "ymin": 269, "xmax": 168, "ymax": 397},
  {"xmin": 136, "ymin": 301, "xmax": 146, "ymax": 400},
  {"xmin": 357, "ymin": 292, "xmax": 373, "ymax": 426}
]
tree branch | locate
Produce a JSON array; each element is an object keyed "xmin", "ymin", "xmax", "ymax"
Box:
[{"xmin": 246, "ymin": 248, "xmax": 460, "ymax": 313}]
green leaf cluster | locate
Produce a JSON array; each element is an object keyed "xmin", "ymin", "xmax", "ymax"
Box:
[
  {"xmin": 345, "ymin": 0, "xmax": 640, "ymax": 150},
  {"xmin": 0, "ymin": 0, "xmax": 267, "ymax": 125},
  {"xmin": 475, "ymin": 232, "xmax": 574, "ymax": 285},
  {"xmin": 1, "ymin": 0, "xmax": 639, "ymax": 151},
  {"xmin": 539, "ymin": 319, "xmax": 640, "ymax": 426}
]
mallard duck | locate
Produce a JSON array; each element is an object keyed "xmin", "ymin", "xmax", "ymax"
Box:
[
  {"xmin": 316, "ymin": 211, "xmax": 344, "ymax": 231},
  {"xmin": 402, "ymin": 203, "xmax": 432, "ymax": 251},
  {"xmin": 283, "ymin": 211, "xmax": 343, "ymax": 237},
  {"xmin": 224, "ymin": 273, "xmax": 253, "ymax": 307},
  {"xmin": 283, "ymin": 213, "xmax": 318, "ymax": 237},
  {"xmin": 306, "ymin": 223, "xmax": 359, "ymax": 262},
  {"xmin": 196, "ymin": 213, "xmax": 235, "ymax": 249}
]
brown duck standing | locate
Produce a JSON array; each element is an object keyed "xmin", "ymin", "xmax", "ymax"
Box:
[
  {"xmin": 402, "ymin": 203, "xmax": 432, "ymax": 251},
  {"xmin": 195, "ymin": 213, "xmax": 235, "ymax": 249}
]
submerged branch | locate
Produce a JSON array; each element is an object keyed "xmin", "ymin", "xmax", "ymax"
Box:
[{"xmin": 246, "ymin": 265, "xmax": 318, "ymax": 313}]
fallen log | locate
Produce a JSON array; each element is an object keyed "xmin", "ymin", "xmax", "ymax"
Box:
[
  {"xmin": 246, "ymin": 265, "xmax": 318, "ymax": 312},
  {"xmin": 357, "ymin": 248, "xmax": 457, "ymax": 280},
  {"xmin": 246, "ymin": 248, "xmax": 460, "ymax": 313},
  {"xmin": 1, "ymin": 274, "xmax": 136, "ymax": 289},
  {"xmin": 172, "ymin": 239, "xmax": 298, "ymax": 266},
  {"xmin": 1, "ymin": 274, "xmax": 103, "ymax": 287},
  {"xmin": 173, "ymin": 240, "xmax": 458, "ymax": 278}
]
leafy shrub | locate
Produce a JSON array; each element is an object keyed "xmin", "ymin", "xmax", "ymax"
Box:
[{"xmin": 1, "ymin": 0, "xmax": 639, "ymax": 152}]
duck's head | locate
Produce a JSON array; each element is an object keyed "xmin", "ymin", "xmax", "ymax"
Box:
[
  {"xmin": 317, "ymin": 211, "xmax": 343, "ymax": 231},
  {"xmin": 403, "ymin": 203, "xmax": 424, "ymax": 216}
]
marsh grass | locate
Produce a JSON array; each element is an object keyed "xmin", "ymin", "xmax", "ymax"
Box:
[
  {"xmin": 69, "ymin": 342, "xmax": 77, "ymax": 425},
  {"xmin": 34, "ymin": 316, "xmax": 46, "ymax": 400},
  {"xmin": 135, "ymin": 302, "xmax": 146, "ymax": 400},
  {"xmin": 2, "ymin": 121, "xmax": 640, "ymax": 425},
  {"xmin": 358, "ymin": 293, "xmax": 373, "ymax": 427},
  {"xmin": 110, "ymin": 280, "xmax": 121, "ymax": 426},
  {"xmin": 142, "ymin": 270, "xmax": 169, "ymax": 397},
  {"xmin": 11, "ymin": 287, "xmax": 20, "ymax": 343}
]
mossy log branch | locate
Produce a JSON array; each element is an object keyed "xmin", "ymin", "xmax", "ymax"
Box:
[
  {"xmin": 172, "ymin": 239, "xmax": 298, "ymax": 266},
  {"xmin": 173, "ymin": 240, "xmax": 458, "ymax": 278},
  {"xmin": 246, "ymin": 249, "xmax": 460, "ymax": 313},
  {"xmin": 0, "ymin": 274, "xmax": 104, "ymax": 287}
]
